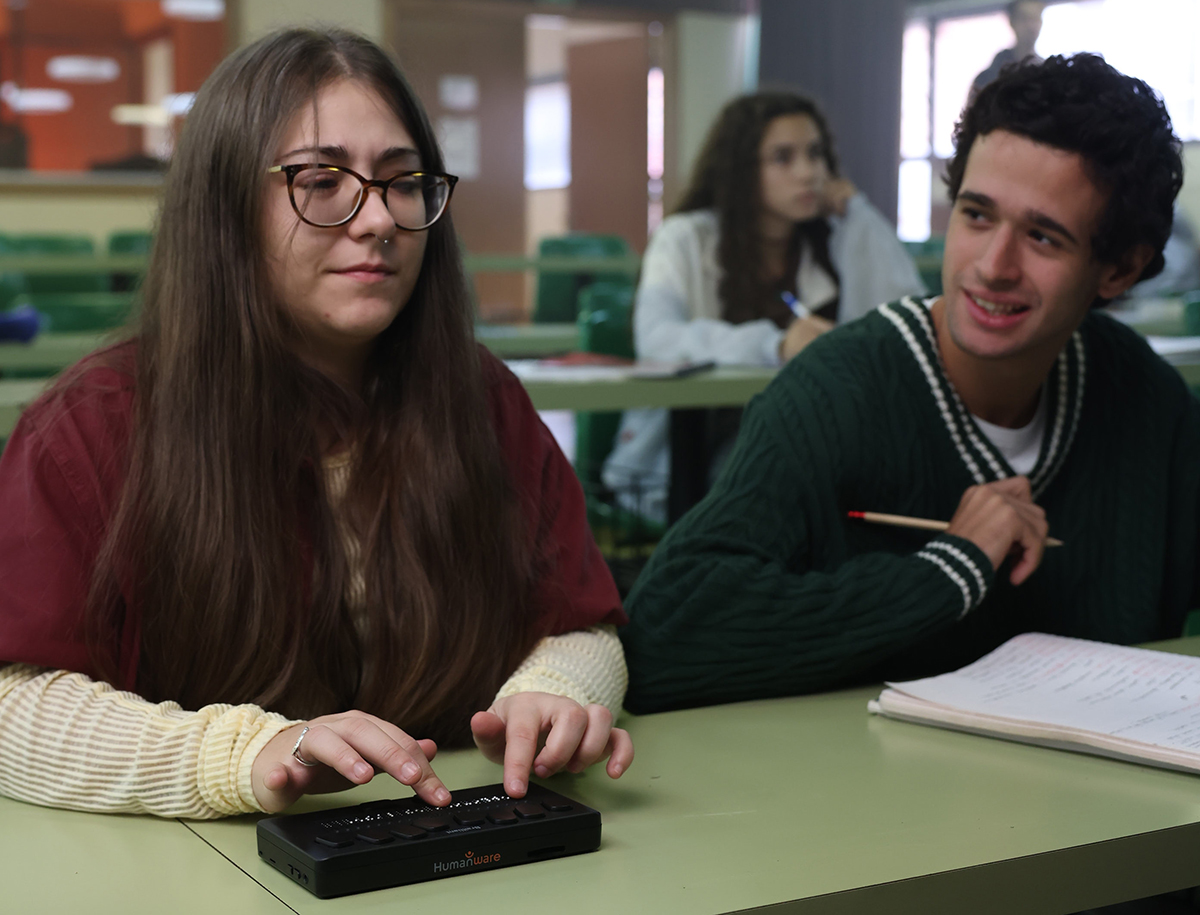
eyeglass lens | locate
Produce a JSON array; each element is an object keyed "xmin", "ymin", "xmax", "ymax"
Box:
[{"xmin": 292, "ymin": 167, "xmax": 449, "ymax": 229}]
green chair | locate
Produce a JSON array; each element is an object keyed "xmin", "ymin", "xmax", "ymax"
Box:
[
  {"xmin": 17, "ymin": 292, "xmax": 136, "ymax": 332},
  {"xmin": 1184, "ymin": 610, "xmax": 1200, "ymax": 638},
  {"xmin": 0, "ymin": 270, "xmax": 28, "ymax": 311},
  {"xmin": 0, "ymin": 234, "xmax": 27, "ymax": 309},
  {"xmin": 108, "ymin": 230, "xmax": 153, "ymax": 291},
  {"xmin": 573, "ymin": 280, "xmax": 663, "ymax": 593},
  {"xmin": 575, "ymin": 279, "xmax": 636, "ymax": 487},
  {"xmin": 9, "ymin": 234, "xmax": 107, "ymax": 295},
  {"xmin": 108, "ymin": 231, "xmax": 153, "ymax": 255},
  {"xmin": 533, "ymin": 234, "xmax": 635, "ymax": 324},
  {"xmin": 905, "ymin": 236, "xmax": 944, "ymax": 297}
]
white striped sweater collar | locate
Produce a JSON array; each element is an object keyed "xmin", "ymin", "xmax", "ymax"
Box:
[{"xmin": 878, "ymin": 297, "xmax": 1086, "ymax": 498}]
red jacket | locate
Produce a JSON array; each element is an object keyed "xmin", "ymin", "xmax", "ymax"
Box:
[{"xmin": 0, "ymin": 342, "xmax": 624, "ymax": 691}]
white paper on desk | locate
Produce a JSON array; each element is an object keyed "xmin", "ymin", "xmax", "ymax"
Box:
[
  {"xmin": 881, "ymin": 633, "xmax": 1200, "ymax": 752},
  {"xmin": 505, "ymin": 359, "xmax": 709, "ymax": 382},
  {"xmin": 505, "ymin": 360, "xmax": 634, "ymax": 382},
  {"xmin": 1148, "ymin": 336, "xmax": 1200, "ymax": 364}
]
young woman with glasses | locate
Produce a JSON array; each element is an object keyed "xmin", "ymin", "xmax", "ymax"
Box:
[
  {"xmin": 0, "ymin": 29, "xmax": 632, "ymax": 818},
  {"xmin": 603, "ymin": 91, "xmax": 926, "ymax": 523}
]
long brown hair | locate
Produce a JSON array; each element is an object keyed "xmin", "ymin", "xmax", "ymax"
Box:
[
  {"xmin": 89, "ymin": 29, "xmax": 541, "ymax": 744},
  {"xmin": 676, "ymin": 91, "xmax": 841, "ymax": 326}
]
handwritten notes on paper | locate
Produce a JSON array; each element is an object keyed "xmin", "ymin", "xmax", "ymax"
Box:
[{"xmin": 871, "ymin": 633, "xmax": 1200, "ymax": 771}]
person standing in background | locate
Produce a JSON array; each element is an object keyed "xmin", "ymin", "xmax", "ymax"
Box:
[
  {"xmin": 602, "ymin": 91, "xmax": 925, "ymax": 524},
  {"xmin": 972, "ymin": 1, "xmax": 1045, "ymax": 95}
]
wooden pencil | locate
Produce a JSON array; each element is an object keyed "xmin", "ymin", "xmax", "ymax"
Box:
[{"xmin": 847, "ymin": 510, "xmax": 1063, "ymax": 547}]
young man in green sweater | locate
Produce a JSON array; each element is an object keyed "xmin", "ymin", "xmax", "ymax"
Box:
[{"xmin": 621, "ymin": 53, "xmax": 1198, "ymax": 714}]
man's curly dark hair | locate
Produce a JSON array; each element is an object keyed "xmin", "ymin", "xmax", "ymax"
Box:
[{"xmin": 946, "ymin": 53, "xmax": 1182, "ymax": 284}]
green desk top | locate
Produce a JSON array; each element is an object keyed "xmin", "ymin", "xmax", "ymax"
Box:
[
  {"xmin": 0, "ymin": 377, "xmax": 49, "ymax": 438},
  {"xmin": 0, "ymin": 326, "xmax": 577, "ymax": 375},
  {"xmin": 0, "ymin": 364, "xmax": 777, "ymax": 439},
  {"xmin": 10, "ymin": 638, "xmax": 1200, "ymax": 912},
  {"xmin": 520, "ymin": 366, "xmax": 777, "ymax": 411},
  {"xmin": 0, "ymin": 331, "xmax": 112, "ymax": 372},
  {"xmin": 0, "ymin": 795, "xmax": 291, "ymax": 914},
  {"xmin": 183, "ymin": 638, "xmax": 1200, "ymax": 914},
  {"xmin": 474, "ymin": 322, "xmax": 578, "ymax": 358}
]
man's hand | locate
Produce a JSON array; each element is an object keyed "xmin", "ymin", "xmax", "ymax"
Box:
[
  {"xmin": 945, "ymin": 476, "xmax": 1049, "ymax": 585},
  {"xmin": 252, "ymin": 710, "xmax": 447, "ymax": 814},
  {"xmin": 471, "ymin": 692, "xmax": 633, "ymax": 798},
  {"xmin": 779, "ymin": 314, "xmax": 835, "ymax": 362}
]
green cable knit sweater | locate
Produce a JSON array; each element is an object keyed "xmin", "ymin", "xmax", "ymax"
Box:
[{"xmin": 622, "ymin": 298, "xmax": 1200, "ymax": 713}]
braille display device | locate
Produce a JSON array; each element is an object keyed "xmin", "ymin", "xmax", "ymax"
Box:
[{"xmin": 256, "ymin": 782, "xmax": 602, "ymax": 898}]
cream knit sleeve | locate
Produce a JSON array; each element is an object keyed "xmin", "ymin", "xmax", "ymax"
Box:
[
  {"xmin": 0, "ymin": 664, "xmax": 296, "ymax": 818},
  {"xmin": 492, "ymin": 624, "xmax": 628, "ymax": 718}
]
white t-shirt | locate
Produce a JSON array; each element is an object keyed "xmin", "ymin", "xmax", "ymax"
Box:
[{"xmin": 971, "ymin": 387, "xmax": 1048, "ymax": 477}]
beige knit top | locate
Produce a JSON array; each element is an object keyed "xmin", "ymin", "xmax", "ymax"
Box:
[{"xmin": 0, "ymin": 455, "xmax": 628, "ymax": 818}]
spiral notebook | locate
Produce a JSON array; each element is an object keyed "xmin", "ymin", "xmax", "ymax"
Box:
[{"xmin": 869, "ymin": 632, "xmax": 1200, "ymax": 774}]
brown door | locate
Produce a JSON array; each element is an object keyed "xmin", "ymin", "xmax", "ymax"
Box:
[
  {"xmin": 388, "ymin": 1, "xmax": 527, "ymax": 321},
  {"xmin": 568, "ymin": 33, "xmax": 649, "ymax": 253}
]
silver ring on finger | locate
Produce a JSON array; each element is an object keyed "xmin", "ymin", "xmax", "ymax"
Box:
[{"xmin": 291, "ymin": 725, "xmax": 320, "ymax": 767}]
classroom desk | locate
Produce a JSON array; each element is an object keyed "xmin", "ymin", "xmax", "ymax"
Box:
[
  {"xmin": 0, "ymin": 330, "xmax": 111, "ymax": 373},
  {"xmin": 0, "ymin": 378, "xmax": 47, "ymax": 438},
  {"xmin": 11, "ymin": 638, "xmax": 1200, "ymax": 913},
  {"xmin": 0, "ymin": 791, "xmax": 292, "ymax": 914},
  {"xmin": 0, "ymin": 326, "xmax": 579, "ymax": 377},
  {"xmin": 474, "ymin": 322, "xmax": 578, "ymax": 358},
  {"xmin": 0, "ymin": 365, "xmax": 777, "ymax": 440},
  {"xmin": 0, "ymin": 252, "xmax": 642, "ymax": 277},
  {"xmin": 0, "ymin": 254, "xmax": 147, "ymax": 274},
  {"xmin": 519, "ymin": 366, "xmax": 777, "ymax": 412}
]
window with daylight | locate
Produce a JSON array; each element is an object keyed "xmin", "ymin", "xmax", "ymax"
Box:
[{"xmin": 899, "ymin": 0, "xmax": 1200, "ymax": 241}]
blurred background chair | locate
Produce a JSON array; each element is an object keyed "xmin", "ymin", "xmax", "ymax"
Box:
[
  {"xmin": 11, "ymin": 291, "xmax": 135, "ymax": 333},
  {"xmin": 572, "ymin": 278, "xmax": 664, "ymax": 595},
  {"xmin": 903, "ymin": 236, "xmax": 944, "ymax": 298},
  {"xmin": 108, "ymin": 230, "xmax": 153, "ymax": 292},
  {"xmin": 533, "ymin": 234, "xmax": 636, "ymax": 324}
]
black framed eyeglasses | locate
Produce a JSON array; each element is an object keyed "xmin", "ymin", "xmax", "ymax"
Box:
[{"xmin": 267, "ymin": 163, "xmax": 458, "ymax": 230}]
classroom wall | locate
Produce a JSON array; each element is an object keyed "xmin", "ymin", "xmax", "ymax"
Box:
[
  {"xmin": 4, "ymin": 0, "xmax": 1199, "ymax": 264},
  {"xmin": 0, "ymin": 183, "xmax": 159, "ymax": 249},
  {"xmin": 236, "ymin": 0, "xmax": 384, "ymax": 43},
  {"xmin": 672, "ymin": 11, "xmax": 757, "ymax": 196},
  {"xmin": 758, "ymin": 0, "xmax": 909, "ymax": 225}
]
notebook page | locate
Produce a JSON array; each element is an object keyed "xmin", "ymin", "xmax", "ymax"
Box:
[{"xmin": 885, "ymin": 633, "xmax": 1200, "ymax": 752}]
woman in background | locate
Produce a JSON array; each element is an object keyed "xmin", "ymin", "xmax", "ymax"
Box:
[
  {"xmin": 0, "ymin": 28, "xmax": 631, "ymax": 818},
  {"xmin": 603, "ymin": 91, "xmax": 924, "ymax": 523}
]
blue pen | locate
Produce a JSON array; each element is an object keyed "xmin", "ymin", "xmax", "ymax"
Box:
[{"xmin": 780, "ymin": 291, "xmax": 811, "ymax": 321}]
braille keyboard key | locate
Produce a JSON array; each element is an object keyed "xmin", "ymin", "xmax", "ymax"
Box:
[
  {"xmin": 514, "ymin": 803, "xmax": 545, "ymax": 819},
  {"xmin": 453, "ymin": 811, "xmax": 486, "ymax": 827},
  {"xmin": 542, "ymin": 800, "xmax": 573, "ymax": 812},
  {"xmin": 388, "ymin": 824, "xmax": 427, "ymax": 840},
  {"xmin": 488, "ymin": 809, "xmax": 518, "ymax": 825},
  {"xmin": 411, "ymin": 816, "xmax": 451, "ymax": 832},
  {"xmin": 355, "ymin": 828, "xmax": 394, "ymax": 845},
  {"xmin": 314, "ymin": 834, "xmax": 353, "ymax": 848}
]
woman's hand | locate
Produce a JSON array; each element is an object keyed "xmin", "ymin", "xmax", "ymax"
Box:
[
  {"xmin": 821, "ymin": 177, "xmax": 857, "ymax": 217},
  {"xmin": 779, "ymin": 314, "xmax": 835, "ymax": 361},
  {"xmin": 470, "ymin": 692, "xmax": 634, "ymax": 798},
  {"xmin": 252, "ymin": 710, "xmax": 449, "ymax": 814}
]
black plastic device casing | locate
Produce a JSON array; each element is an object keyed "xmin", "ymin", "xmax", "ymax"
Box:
[{"xmin": 256, "ymin": 782, "xmax": 601, "ymax": 898}]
